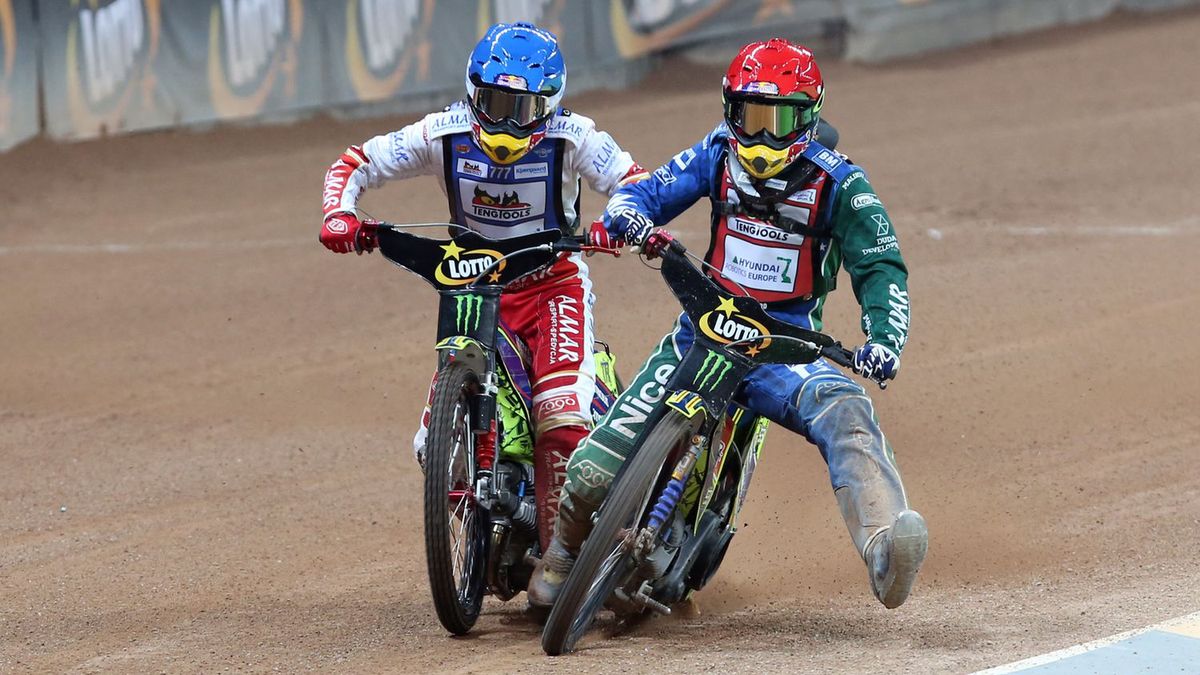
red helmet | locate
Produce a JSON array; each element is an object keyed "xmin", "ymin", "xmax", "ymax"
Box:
[{"xmin": 722, "ymin": 39, "xmax": 825, "ymax": 180}]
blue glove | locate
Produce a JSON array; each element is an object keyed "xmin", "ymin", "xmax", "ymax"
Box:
[
  {"xmin": 607, "ymin": 205, "xmax": 656, "ymax": 249},
  {"xmin": 853, "ymin": 343, "xmax": 900, "ymax": 385}
]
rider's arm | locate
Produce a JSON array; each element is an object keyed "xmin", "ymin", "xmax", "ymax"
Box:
[
  {"xmin": 832, "ymin": 170, "xmax": 912, "ymax": 355},
  {"xmin": 571, "ymin": 124, "xmax": 649, "ymax": 197},
  {"xmin": 601, "ymin": 128, "xmax": 722, "ymax": 236},
  {"xmin": 322, "ymin": 116, "xmax": 439, "ymax": 218}
]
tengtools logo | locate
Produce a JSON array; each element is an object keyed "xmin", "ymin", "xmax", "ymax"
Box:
[
  {"xmin": 208, "ymin": 0, "xmax": 303, "ymax": 119},
  {"xmin": 434, "ymin": 240, "xmax": 506, "ymax": 287},
  {"xmin": 471, "ymin": 187, "xmax": 532, "ymax": 221},
  {"xmin": 698, "ymin": 297, "xmax": 772, "ymax": 356},
  {"xmin": 345, "ymin": 0, "xmax": 433, "ymax": 100},
  {"xmin": 65, "ymin": 0, "xmax": 159, "ymax": 135}
]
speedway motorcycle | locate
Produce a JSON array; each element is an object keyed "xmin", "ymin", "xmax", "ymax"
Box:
[
  {"xmin": 374, "ymin": 223, "xmax": 621, "ymax": 635},
  {"xmin": 541, "ymin": 233, "xmax": 872, "ymax": 655}
]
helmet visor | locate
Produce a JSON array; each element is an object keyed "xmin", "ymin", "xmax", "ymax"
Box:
[
  {"xmin": 471, "ymin": 86, "xmax": 552, "ymax": 132},
  {"xmin": 726, "ymin": 97, "xmax": 819, "ymax": 149}
]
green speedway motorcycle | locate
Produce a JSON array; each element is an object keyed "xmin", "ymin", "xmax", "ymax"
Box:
[
  {"xmin": 541, "ymin": 234, "xmax": 865, "ymax": 654},
  {"xmin": 374, "ymin": 223, "xmax": 621, "ymax": 635}
]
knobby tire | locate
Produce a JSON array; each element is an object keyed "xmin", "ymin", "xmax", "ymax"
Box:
[
  {"xmin": 541, "ymin": 410, "xmax": 696, "ymax": 655},
  {"xmin": 424, "ymin": 362, "xmax": 487, "ymax": 635}
]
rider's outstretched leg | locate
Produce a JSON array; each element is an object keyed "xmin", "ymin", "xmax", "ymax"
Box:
[{"xmin": 740, "ymin": 360, "xmax": 928, "ymax": 608}]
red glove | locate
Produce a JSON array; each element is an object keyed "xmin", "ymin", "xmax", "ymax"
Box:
[
  {"xmin": 585, "ymin": 218, "xmax": 622, "ymax": 255},
  {"xmin": 320, "ymin": 213, "xmax": 377, "ymax": 254}
]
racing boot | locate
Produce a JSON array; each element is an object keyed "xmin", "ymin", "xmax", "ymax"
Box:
[
  {"xmin": 863, "ymin": 510, "xmax": 928, "ymax": 609},
  {"xmin": 526, "ymin": 493, "xmax": 593, "ymax": 608},
  {"xmin": 836, "ymin": 486, "xmax": 927, "ymax": 609}
]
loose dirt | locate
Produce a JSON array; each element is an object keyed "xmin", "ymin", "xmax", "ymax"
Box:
[{"xmin": 3, "ymin": 9, "xmax": 1199, "ymax": 674}]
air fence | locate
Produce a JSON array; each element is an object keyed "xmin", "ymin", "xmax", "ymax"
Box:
[{"xmin": 1, "ymin": 0, "xmax": 1195, "ymax": 151}]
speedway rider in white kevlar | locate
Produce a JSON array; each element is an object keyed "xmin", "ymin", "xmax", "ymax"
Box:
[{"xmin": 318, "ymin": 22, "xmax": 648, "ymax": 554}]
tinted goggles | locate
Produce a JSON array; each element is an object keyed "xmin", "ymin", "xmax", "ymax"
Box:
[
  {"xmin": 726, "ymin": 97, "xmax": 819, "ymax": 148},
  {"xmin": 471, "ymin": 86, "xmax": 552, "ymax": 131}
]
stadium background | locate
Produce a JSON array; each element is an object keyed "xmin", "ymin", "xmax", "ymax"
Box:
[{"xmin": 2, "ymin": 0, "xmax": 1200, "ymax": 672}]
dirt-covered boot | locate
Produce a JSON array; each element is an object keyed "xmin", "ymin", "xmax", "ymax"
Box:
[
  {"xmin": 527, "ymin": 537, "xmax": 576, "ymax": 608},
  {"xmin": 865, "ymin": 510, "xmax": 928, "ymax": 609}
]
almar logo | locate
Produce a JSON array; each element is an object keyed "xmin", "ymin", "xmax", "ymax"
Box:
[
  {"xmin": 454, "ymin": 294, "xmax": 483, "ymax": 333},
  {"xmin": 433, "ymin": 240, "xmax": 505, "ymax": 286},
  {"xmin": 694, "ymin": 352, "xmax": 732, "ymax": 390},
  {"xmin": 698, "ymin": 297, "xmax": 773, "ymax": 356}
]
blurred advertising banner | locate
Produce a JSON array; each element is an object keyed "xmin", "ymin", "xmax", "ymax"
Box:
[
  {"xmin": 1, "ymin": 0, "xmax": 40, "ymax": 150},
  {"xmin": 590, "ymin": 0, "xmax": 840, "ymax": 63},
  {"xmin": 316, "ymin": 0, "xmax": 600, "ymax": 106},
  {"xmin": 39, "ymin": 0, "xmax": 323, "ymax": 140},
  {"xmin": 839, "ymin": 0, "xmax": 1200, "ymax": 62}
]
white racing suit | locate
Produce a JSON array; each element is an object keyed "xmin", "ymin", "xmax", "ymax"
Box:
[{"xmin": 322, "ymin": 101, "xmax": 647, "ymax": 549}]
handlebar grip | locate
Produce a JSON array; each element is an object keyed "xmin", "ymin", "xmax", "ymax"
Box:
[
  {"xmin": 821, "ymin": 343, "xmax": 855, "ymax": 368},
  {"xmin": 553, "ymin": 238, "xmax": 583, "ymax": 253}
]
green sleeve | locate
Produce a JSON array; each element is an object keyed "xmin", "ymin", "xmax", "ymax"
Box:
[{"xmin": 830, "ymin": 171, "xmax": 911, "ymax": 354}]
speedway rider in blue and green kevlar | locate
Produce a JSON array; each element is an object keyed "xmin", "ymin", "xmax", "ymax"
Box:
[{"xmin": 528, "ymin": 39, "xmax": 928, "ymax": 610}]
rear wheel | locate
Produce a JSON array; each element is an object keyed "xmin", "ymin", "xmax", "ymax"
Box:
[
  {"xmin": 424, "ymin": 362, "xmax": 488, "ymax": 635},
  {"xmin": 541, "ymin": 410, "xmax": 697, "ymax": 655}
]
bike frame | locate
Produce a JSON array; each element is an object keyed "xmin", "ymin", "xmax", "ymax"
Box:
[
  {"xmin": 377, "ymin": 224, "xmax": 569, "ymax": 598},
  {"xmin": 603, "ymin": 240, "xmax": 850, "ymax": 607}
]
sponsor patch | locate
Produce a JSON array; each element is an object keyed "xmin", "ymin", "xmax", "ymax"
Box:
[
  {"xmin": 794, "ymin": 188, "xmax": 818, "ymax": 205},
  {"xmin": 547, "ymin": 294, "xmax": 582, "ymax": 364},
  {"xmin": 457, "ymin": 158, "xmax": 486, "ymax": 178},
  {"xmin": 728, "ymin": 217, "xmax": 804, "ymax": 245},
  {"xmin": 852, "ymin": 193, "xmax": 882, "ymax": 210},
  {"xmin": 872, "ymin": 213, "xmax": 891, "ymax": 236},
  {"xmin": 457, "ymin": 179, "xmax": 547, "ymax": 225},
  {"xmin": 513, "ymin": 163, "xmax": 550, "ymax": 179},
  {"xmin": 814, "ymin": 149, "xmax": 842, "ymax": 170},
  {"xmin": 841, "ymin": 171, "xmax": 866, "ymax": 190},
  {"xmin": 654, "ymin": 165, "xmax": 676, "ymax": 185},
  {"xmin": 535, "ymin": 393, "xmax": 580, "ymax": 419},
  {"xmin": 494, "ymin": 73, "xmax": 527, "ymax": 90},
  {"xmin": 720, "ymin": 235, "xmax": 799, "ymax": 294}
]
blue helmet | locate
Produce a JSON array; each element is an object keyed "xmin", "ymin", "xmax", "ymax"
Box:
[{"xmin": 465, "ymin": 22, "xmax": 566, "ymax": 164}]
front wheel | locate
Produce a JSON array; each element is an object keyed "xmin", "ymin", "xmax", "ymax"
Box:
[
  {"xmin": 541, "ymin": 410, "xmax": 698, "ymax": 655},
  {"xmin": 424, "ymin": 362, "xmax": 488, "ymax": 635}
]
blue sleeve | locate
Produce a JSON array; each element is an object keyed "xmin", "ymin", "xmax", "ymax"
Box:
[{"xmin": 602, "ymin": 128, "xmax": 724, "ymax": 236}]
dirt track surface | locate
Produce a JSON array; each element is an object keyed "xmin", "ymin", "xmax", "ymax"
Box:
[{"xmin": 4, "ymin": 10, "xmax": 1200, "ymax": 673}]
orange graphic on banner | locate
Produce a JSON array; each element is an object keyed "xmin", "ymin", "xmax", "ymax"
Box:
[
  {"xmin": 207, "ymin": 0, "xmax": 304, "ymax": 119},
  {"xmin": 64, "ymin": 0, "xmax": 161, "ymax": 137},
  {"xmin": 344, "ymin": 0, "xmax": 434, "ymax": 101}
]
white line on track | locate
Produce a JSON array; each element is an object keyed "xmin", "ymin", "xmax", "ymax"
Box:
[
  {"xmin": 974, "ymin": 610, "xmax": 1200, "ymax": 674},
  {"xmin": 926, "ymin": 217, "xmax": 1200, "ymax": 240},
  {"xmin": 0, "ymin": 237, "xmax": 314, "ymax": 256}
]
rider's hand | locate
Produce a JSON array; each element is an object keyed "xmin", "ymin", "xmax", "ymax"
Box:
[
  {"xmin": 853, "ymin": 343, "xmax": 900, "ymax": 385},
  {"xmin": 609, "ymin": 206, "xmax": 657, "ymax": 251},
  {"xmin": 321, "ymin": 213, "xmax": 377, "ymax": 254},
  {"xmin": 586, "ymin": 218, "xmax": 622, "ymax": 254}
]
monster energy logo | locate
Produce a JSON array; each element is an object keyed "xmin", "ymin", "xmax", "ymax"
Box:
[
  {"xmin": 455, "ymin": 294, "xmax": 483, "ymax": 333},
  {"xmin": 693, "ymin": 352, "xmax": 732, "ymax": 390}
]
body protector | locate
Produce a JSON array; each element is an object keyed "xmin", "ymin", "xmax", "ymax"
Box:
[
  {"xmin": 704, "ymin": 139, "xmax": 860, "ymax": 304},
  {"xmin": 322, "ymin": 101, "xmax": 647, "ymax": 240}
]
